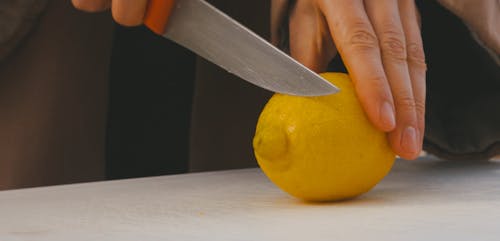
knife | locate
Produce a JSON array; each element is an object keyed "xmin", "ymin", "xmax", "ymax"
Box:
[{"xmin": 143, "ymin": 0, "xmax": 339, "ymax": 96}]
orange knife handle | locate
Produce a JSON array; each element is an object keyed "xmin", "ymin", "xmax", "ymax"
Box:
[{"xmin": 144, "ymin": 0, "xmax": 176, "ymax": 35}]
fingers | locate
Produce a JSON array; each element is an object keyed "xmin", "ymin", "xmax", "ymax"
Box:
[
  {"xmin": 112, "ymin": 0, "xmax": 149, "ymax": 26},
  {"xmin": 288, "ymin": 0, "xmax": 336, "ymax": 72},
  {"xmin": 320, "ymin": 0, "xmax": 425, "ymax": 159},
  {"xmin": 364, "ymin": 0, "xmax": 421, "ymax": 159},
  {"xmin": 320, "ymin": 0, "xmax": 396, "ymax": 132},
  {"xmin": 399, "ymin": 0, "xmax": 427, "ymax": 151},
  {"xmin": 72, "ymin": 0, "xmax": 111, "ymax": 12},
  {"xmin": 72, "ymin": 0, "xmax": 148, "ymax": 26}
]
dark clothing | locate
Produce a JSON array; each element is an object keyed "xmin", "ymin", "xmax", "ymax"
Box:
[
  {"xmin": 106, "ymin": 25, "xmax": 196, "ymax": 179},
  {"xmin": 105, "ymin": 0, "xmax": 500, "ymax": 180},
  {"xmin": 418, "ymin": 1, "xmax": 500, "ymax": 160}
]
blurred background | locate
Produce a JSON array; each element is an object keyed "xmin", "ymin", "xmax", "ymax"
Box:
[
  {"xmin": 0, "ymin": 0, "xmax": 271, "ymax": 190},
  {"xmin": 0, "ymin": 0, "xmax": 498, "ymax": 190}
]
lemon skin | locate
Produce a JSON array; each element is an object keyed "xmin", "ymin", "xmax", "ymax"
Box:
[{"xmin": 253, "ymin": 72, "xmax": 395, "ymax": 202}]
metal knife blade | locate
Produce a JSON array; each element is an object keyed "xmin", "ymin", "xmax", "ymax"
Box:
[{"xmin": 150, "ymin": 0, "xmax": 339, "ymax": 96}]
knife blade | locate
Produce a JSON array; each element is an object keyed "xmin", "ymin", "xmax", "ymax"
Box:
[{"xmin": 144, "ymin": 0, "xmax": 339, "ymax": 96}]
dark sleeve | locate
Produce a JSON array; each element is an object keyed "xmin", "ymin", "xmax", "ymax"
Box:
[
  {"xmin": 105, "ymin": 25, "xmax": 196, "ymax": 179},
  {"xmin": 418, "ymin": 0, "xmax": 500, "ymax": 160}
]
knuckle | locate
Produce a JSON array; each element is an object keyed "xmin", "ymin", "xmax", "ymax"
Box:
[
  {"xmin": 380, "ymin": 30, "xmax": 407, "ymax": 63},
  {"xmin": 407, "ymin": 42, "xmax": 427, "ymax": 69},
  {"xmin": 344, "ymin": 21, "xmax": 379, "ymax": 53},
  {"xmin": 396, "ymin": 94, "xmax": 417, "ymax": 112},
  {"xmin": 414, "ymin": 97, "xmax": 426, "ymax": 116},
  {"xmin": 415, "ymin": 100, "xmax": 425, "ymax": 116},
  {"xmin": 72, "ymin": 0, "xmax": 103, "ymax": 12}
]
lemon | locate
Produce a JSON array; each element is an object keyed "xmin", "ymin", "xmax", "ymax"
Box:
[{"xmin": 253, "ymin": 72, "xmax": 395, "ymax": 202}]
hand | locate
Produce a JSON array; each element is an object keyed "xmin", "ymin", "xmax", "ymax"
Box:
[
  {"xmin": 287, "ymin": 0, "xmax": 426, "ymax": 160},
  {"xmin": 72, "ymin": 0, "xmax": 148, "ymax": 26}
]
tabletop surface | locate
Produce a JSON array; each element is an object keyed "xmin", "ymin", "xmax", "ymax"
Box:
[{"xmin": 1, "ymin": 156, "xmax": 499, "ymax": 241}]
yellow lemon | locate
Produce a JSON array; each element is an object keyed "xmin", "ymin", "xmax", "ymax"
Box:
[{"xmin": 253, "ymin": 72, "xmax": 395, "ymax": 202}]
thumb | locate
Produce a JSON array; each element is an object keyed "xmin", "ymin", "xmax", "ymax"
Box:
[{"xmin": 288, "ymin": 2, "xmax": 336, "ymax": 73}]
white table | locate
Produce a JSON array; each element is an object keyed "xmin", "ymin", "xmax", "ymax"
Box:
[{"xmin": 1, "ymin": 156, "xmax": 499, "ymax": 241}]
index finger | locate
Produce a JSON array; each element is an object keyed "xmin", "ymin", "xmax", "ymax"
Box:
[
  {"xmin": 72, "ymin": 0, "xmax": 111, "ymax": 12},
  {"xmin": 319, "ymin": 0, "xmax": 396, "ymax": 132}
]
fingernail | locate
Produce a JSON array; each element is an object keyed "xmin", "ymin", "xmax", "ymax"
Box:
[
  {"xmin": 401, "ymin": 126, "xmax": 419, "ymax": 155},
  {"xmin": 380, "ymin": 102, "xmax": 396, "ymax": 129}
]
